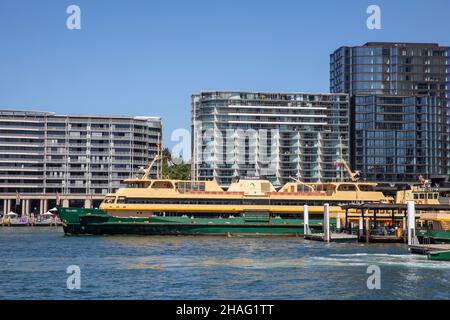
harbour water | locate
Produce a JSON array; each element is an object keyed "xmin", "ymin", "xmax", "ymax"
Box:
[{"xmin": 0, "ymin": 227, "xmax": 449, "ymax": 300}]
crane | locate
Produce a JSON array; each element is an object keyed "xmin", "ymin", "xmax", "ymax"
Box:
[
  {"xmin": 137, "ymin": 154, "xmax": 161, "ymax": 180},
  {"xmin": 336, "ymin": 136, "xmax": 360, "ymax": 182},
  {"xmin": 336, "ymin": 159, "xmax": 360, "ymax": 182}
]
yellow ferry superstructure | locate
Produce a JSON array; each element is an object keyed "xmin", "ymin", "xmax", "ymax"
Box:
[
  {"xmin": 99, "ymin": 177, "xmax": 393, "ymax": 218},
  {"xmin": 98, "ymin": 155, "xmax": 440, "ymax": 218}
]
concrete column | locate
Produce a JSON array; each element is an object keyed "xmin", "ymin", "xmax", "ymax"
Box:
[
  {"xmin": 303, "ymin": 204, "xmax": 310, "ymax": 235},
  {"xmin": 407, "ymin": 201, "xmax": 416, "ymax": 246},
  {"xmin": 21, "ymin": 200, "xmax": 26, "ymax": 215},
  {"xmin": 39, "ymin": 200, "xmax": 44, "ymax": 215},
  {"xmin": 323, "ymin": 203, "xmax": 330, "ymax": 242},
  {"xmin": 26, "ymin": 200, "xmax": 31, "ymax": 215},
  {"xmin": 336, "ymin": 216, "xmax": 341, "ymax": 232},
  {"xmin": 62, "ymin": 199, "xmax": 69, "ymax": 208},
  {"xmin": 3, "ymin": 199, "xmax": 6, "ymax": 215},
  {"xmin": 365, "ymin": 218, "xmax": 370, "ymax": 243},
  {"xmin": 43, "ymin": 199, "xmax": 48, "ymax": 213},
  {"xmin": 84, "ymin": 199, "xmax": 92, "ymax": 209},
  {"xmin": 359, "ymin": 217, "xmax": 364, "ymax": 237},
  {"xmin": 6, "ymin": 199, "xmax": 11, "ymax": 213},
  {"xmin": 402, "ymin": 217, "xmax": 407, "ymax": 241}
]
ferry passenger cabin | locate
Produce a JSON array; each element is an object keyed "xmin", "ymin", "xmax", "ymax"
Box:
[
  {"xmin": 99, "ymin": 178, "xmax": 393, "ymax": 219},
  {"xmin": 278, "ymin": 182, "xmax": 391, "ymax": 203}
]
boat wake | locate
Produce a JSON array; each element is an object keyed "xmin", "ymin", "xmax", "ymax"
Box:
[
  {"xmin": 314, "ymin": 253, "xmax": 450, "ymax": 269},
  {"xmin": 118, "ymin": 251, "xmax": 450, "ymax": 271}
]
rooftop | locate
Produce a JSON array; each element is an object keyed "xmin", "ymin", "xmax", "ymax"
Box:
[
  {"xmin": 363, "ymin": 42, "xmax": 443, "ymax": 48},
  {"xmin": 0, "ymin": 109, "xmax": 161, "ymax": 122}
]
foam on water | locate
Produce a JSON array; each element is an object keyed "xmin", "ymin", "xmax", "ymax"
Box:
[{"xmin": 317, "ymin": 253, "xmax": 450, "ymax": 269}]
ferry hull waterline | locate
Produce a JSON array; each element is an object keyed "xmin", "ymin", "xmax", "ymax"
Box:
[{"xmin": 59, "ymin": 208, "xmax": 327, "ymax": 236}]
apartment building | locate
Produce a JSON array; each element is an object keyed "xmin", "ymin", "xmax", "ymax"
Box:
[
  {"xmin": 191, "ymin": 91, "xmax": 349, "ymax": 188},
  {"xmin": 330, "ymin": 42, "xmax": 450, "ymax": 183},
  {"xmin": 0, "ymin": 110, "xmax": 162, "ymax": 214}
]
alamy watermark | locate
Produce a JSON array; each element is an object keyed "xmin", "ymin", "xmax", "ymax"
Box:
[
  {"xmin": 366, "ymin": 265, "xmax": 381, "ymax": 290},
  {"xmin": 66, "ymin": 5, "xmax": 81, "ymax": 30},
  {"xmin": 66, "ymin": 265, "xmax": 81, "ymax": 290},
  {"xmin": 366, "ymin": 5, "xmax": 381, "ymax": 30}
]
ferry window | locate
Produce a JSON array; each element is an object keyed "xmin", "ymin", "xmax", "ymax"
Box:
[
  {"xmin": 358, "ymin": 185, "xmax": 374, "ymax": 192},
  {"xmin": 127, "ymin": 182, "xmax": 147, "ymax": 188},
  {"xmin": 103, "ymin": 196, "xmax": 116, "ymax": 204},
  {"xmin": 176, "ymin": 182, "xmax": 205, "ymax": 191},
  {"xmin": 337, "ymin": 185, "xmax": 357, "ymax": 191},
  {"xmin": 297, "ymin": 184, "xmax": 317, "ymax": 192},
  {"xmin": 434, "ymin": 194, "xmax": 439, "ymax": 199},
  {"xmin": 322, "ymin": 185, "xmax": 336, "ymax": 193},
  {"xmin": 419, "ymin": 194, "xmax": 425, "ymax": 199},
  {"xmin": 414, "ymin": 194, "xmax": 419, "ymax": 199},
  {"xmin": 151, "ymin": 181, "xmax": 174, "ymax": 189},
  {"xmin": 117, "ymin": 197, "xmax": 126, "ymax": 204}
]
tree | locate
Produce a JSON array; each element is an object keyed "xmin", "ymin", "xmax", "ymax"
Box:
[{"xmin": 161, "ymin": 148, "xmax": 191, "ymax": 180}]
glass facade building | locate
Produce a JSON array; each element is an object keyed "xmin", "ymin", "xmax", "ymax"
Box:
[
  {"xmin": 330, "ymin": 42, "xmax": 450, "ymax": 183},
  {"xmin": 352, "ymin": 95, "xmax": 446, "ymax": 182},
  {"xmin": 0, "ymin": 110, "xmax": 161, "ymax": 214},
  {"xmin": 191, "ymin": 91, "xmax": 349, "ymax": 188}
]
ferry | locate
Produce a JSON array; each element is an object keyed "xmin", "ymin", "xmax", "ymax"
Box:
[
  {"xmin": 60, "ymin": 157, "xmax": 399, "ymax": 237},
  {"xmin": 59, "ymin": 154, "xmax": 450, "ymax": 237}
]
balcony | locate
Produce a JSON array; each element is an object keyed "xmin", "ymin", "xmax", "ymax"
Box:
[
  {"xmin": 0, "ymin": 125, "xmax": 43, "ymax": 131},
  {"xmin": 0, "ymin": 159, "xmax": 43, "ymax": 164},
  {"xmin": 45, "ymin": 183, "xmax": 64, "ymax": 187},
  {"xmin": 0, "ymin": 174, "xmax": 45, "ymax": 179},
  {"xmin": 90, "ymin": 167, "xmax": 110, "ymax": 172},
  {"xmin": 0, "ymin": 183, "xmax": 45, "ymax": 188},
  {"xmin": 0, "ymin": 142, "xmax": 45, "ymax": 147},
  {"xmin": 46, "ymin": 159, "xmax": 67, "ymax": 164},
  {"xmin": 46, "ymin": 134, "xmax": 66, "ymax": 139},
  {"xmin": 112, "ymin": 135, "xmax": 131, "ymax": 140},
  {"xmin": 0, "ymin": 166, "xmax": 44, "ymax": 171},
  {"xmin": 90, "ymin": 183, "xmax": 110, "ymax": 188}
]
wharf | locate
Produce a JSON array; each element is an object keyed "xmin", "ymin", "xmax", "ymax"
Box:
[
  {"xmin": 364, "ymin": 234, "xmax": 403, "ymax": 243},
  {"xmin": 0, "ymin": 222, "xmax": 62, "ymax": 227},
  {"xmin": 304, "ymin": 233, "xmax": 358, "ymax": 243}
]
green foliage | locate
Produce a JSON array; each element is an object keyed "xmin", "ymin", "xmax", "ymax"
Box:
[{"xmin": 161, "ymin": 148, "xmax": 191, "ymax": 180}]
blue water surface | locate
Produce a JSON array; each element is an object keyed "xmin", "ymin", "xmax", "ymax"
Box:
[{"xmin": 0, "ymin": 228, "xmax": 449, "ymax": 300}]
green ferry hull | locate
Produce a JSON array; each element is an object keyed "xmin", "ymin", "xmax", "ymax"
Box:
[
  {"xmin": 60, "ymin": 208, "xmax": 325, "ymax": 237},
  {"xmin": 428, "ymin": 250, "xmax": 450, "ymax": 261},
  {"xmin": 418, "ymin": 230, "xmax": 450, "ymax": 244}
]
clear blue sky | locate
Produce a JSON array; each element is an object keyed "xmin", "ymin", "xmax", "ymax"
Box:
[{"xmin": 1, "ymin": 0, "xmax": 449, "ymax": 155}]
